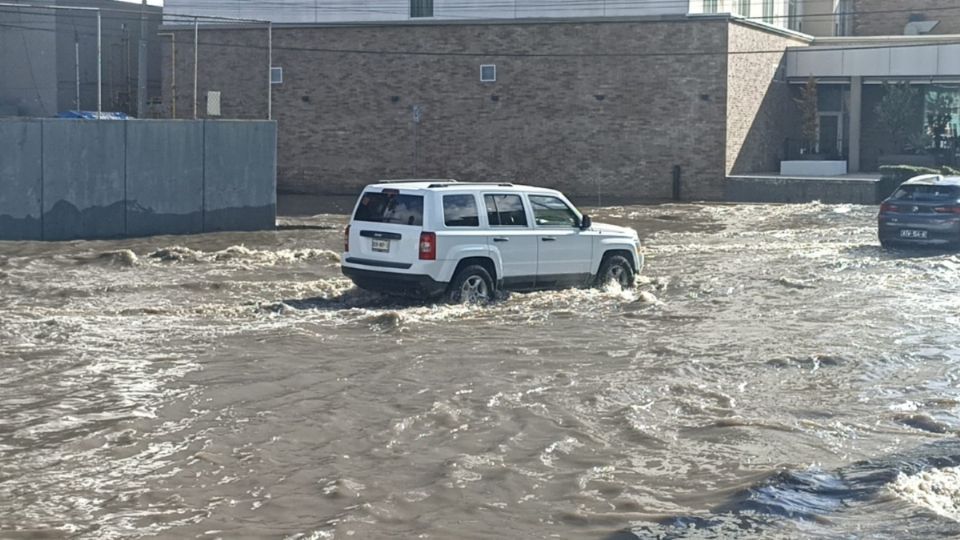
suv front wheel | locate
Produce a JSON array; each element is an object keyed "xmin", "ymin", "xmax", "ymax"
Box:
[
  {"xmin": 596, "ymin": 255, "xmax": 635, "ymax": 289},
  {"xmin": 448, "ymin": 265, "xmax": 495, "ymax": 304}
]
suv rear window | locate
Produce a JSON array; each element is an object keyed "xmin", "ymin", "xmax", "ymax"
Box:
[
  {"xmin": 893, "ymin": 185, "xmax": 960, "ymax": 201},
  {"xmin": 484, "ymin": 194, "xmax": 527, "ymax": 226},
  {"xmin": 443, "ymin": 194, "xmax": 480, "ymax": 227},
  {"xmin": 353, "ymin": 191, "xmax": 423, "ymax": 226}
]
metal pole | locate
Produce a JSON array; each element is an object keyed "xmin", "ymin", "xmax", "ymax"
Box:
[
  {"xmin": 137, "ymin": 0, "xmax": 147, "ymax": 118},
  {"xmin": 159, "ymin": 33, "xmax": 176, "ymax": 118},
  {"xmin": 267, "ymin": 22, "xmax": 272, "ymax": 120},
  {"xmin": 97, "ymin": 10, "xmax": 102, "ymax": 118},
  {"xmin": 193, "ymin": 17, "xmax": 198, "ymax": 119},
  {"xmin": 75, "ymin": 30, "xmax": 80, "ymax": 113}
]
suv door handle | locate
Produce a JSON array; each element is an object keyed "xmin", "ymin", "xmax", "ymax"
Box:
[
  {"xmin": 541, "ymin": 237, "xmax": 557, "ymax": 242},
  {"xmin": 492, "ymin": 237, "xmax": 509, "ymax": 242}
]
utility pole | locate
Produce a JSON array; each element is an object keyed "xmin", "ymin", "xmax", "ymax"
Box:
[
  {"xmin": 137, "ymin": 0, "xmax": 147, "ymax": 117},
  {"xmin": 193, "ymin": 17, "xmax": 198, "ymax": 119},
  {"xmin": 97, "ymin": 9, "xmax": 102, "ymax": 118},
  {"xmin": 74, "ymin": 30, "xmax": 80, "ymax": 113}
]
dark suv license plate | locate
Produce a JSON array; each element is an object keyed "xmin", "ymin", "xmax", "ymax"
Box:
[{"xmin": 900, "ymin": 229, "xmax": 928, "ymax": 239}]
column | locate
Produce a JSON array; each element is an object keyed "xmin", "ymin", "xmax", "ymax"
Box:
[{"xmin": 849, "ymin": 76, "xmax": 862, "ymax": 173}]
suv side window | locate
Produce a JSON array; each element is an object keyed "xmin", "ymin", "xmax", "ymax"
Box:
[
  {"xmin": 529, "ymin": 195, "xmax": 578, "ymax": 227},
  {"xmin": 443, "ymin": 194, "xmax": 480, "ymax": 227},
  {"xmin": 484, "ymin": 194, "xmax": 528, "ymax": 227}
]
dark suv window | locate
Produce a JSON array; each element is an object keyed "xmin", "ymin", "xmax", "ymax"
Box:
[
  {"xmin": 893, "ymin": 185, "xmax": 960, "ymax": 201},
  {"xmin": 353, "ymin": 191, "xmax": 423, "ymax": 226},
  {"xmin": 484, "ymin": 194, "xmax": 528, "ymax": 226},
  {"xmin": 529, "ymin": 195, "xmax": 579, "ymax": 227},
  {"xmin": 443, "ymin": 194, "xmax": 479, "ymax": 227}
]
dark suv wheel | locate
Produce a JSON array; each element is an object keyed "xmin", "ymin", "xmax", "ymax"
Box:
[
  {"xmin": 448, "ymin": 265, "xmax": 494, "ymax": 304},
  {"xmin": 596, "ymin": 255, "xmax": 634, "ymax": 289}
]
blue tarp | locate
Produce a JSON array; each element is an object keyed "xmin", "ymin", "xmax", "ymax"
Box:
[{"xmin": 57, "ymin": 111, "xmax": 131, "ymax": 120}]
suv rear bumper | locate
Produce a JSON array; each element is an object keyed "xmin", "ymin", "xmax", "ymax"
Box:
[{"xmin": 342, "ymin": 266, "xmax": 448, "ymax": 297}]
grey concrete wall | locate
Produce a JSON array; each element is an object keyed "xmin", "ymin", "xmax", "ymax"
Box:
[
  {"xmin": 725, "ymin": 176, "xmax": 881, "ymax": 204},
  {"xmin": 42, "ymin": 120, "xmax": 127, "ymax": 240},
  {"xmin": 126, "ymin": 120, "xmax": 204, "ymax": 236},
  {"xmin": 0, "ymin": 119, "xmax": 276, "ymax": 241},
  {"xmin": 204, "ymin": 120, "xmax": 277, "ymax": 231},
  {"xmin": 0, "ymin": 120, "xmax": 43, "ymax": 240}
]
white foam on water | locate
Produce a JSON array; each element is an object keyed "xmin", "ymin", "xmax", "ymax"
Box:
[{"xmin": 890, "ymin": 466, "xmax": 960, "ymax": 522}]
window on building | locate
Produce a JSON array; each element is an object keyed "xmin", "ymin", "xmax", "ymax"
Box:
[
  {"xmin": 788, "ymin": 0, "xmax": 800, "ymax": 31},
  {"xmin": 410, "ymin": 0, "xmax": 433, "ymax": 18},
  {"xmin": 443, "ymin": 195, "xmax": 480, "ymax": 227},
  {"xmin": 737, "ymin": 0, "xmax": 751, "ymax": 18},
  {"xmin": 763, "ymin": 0, "xmax": 774, "ymax": 24},
  {"xmin": 271, "ymin": 67, "xmax": 283, "ymax": 85},
  {"xmin": 480, "ymin": 64, "xmax": 496, "ymax": 83},
  {"xmin": 704, "ymin": 0, "xmax": 718, "ymax": 14},
  {"xmin": 835, "ymin": 0, "xmax": 852, "ymax": 36}
]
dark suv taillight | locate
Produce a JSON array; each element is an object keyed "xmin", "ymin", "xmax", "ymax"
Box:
[
  {"xmin": 344, "ymin": 225, "xmax": 350, "ymax": 252},
  {"xmin": 419, "ymin": 232, "xmax": 436, "ymax": 260},
  {"xmin": 880, "ymin": 203, "xmax": 898, "ymax": 213},
  {"xmin": 934, "ymin": 206, "xmax": 960, "ymax": 214}
]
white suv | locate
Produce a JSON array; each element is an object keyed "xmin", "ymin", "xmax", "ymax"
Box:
[{"xmin": 341, "ymin": 180, "xmax": 643, "ymax": 303}]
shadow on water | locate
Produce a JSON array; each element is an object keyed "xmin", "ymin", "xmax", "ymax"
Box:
[
  {"xmin": 844, "ymin": 243, "xmax": 960, "ymax": 260},
  {"xmin": 607, "ymin": 438, "xmax": 960, "ymax": 539}
]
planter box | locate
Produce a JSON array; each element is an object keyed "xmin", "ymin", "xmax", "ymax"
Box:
[
  {"xmin": 780, "ymin": 160, "xmax": 848, "ymax": 177},
  {"xmin": 878, "ymin": 154, "xmax": 937, "ymax": 168}
]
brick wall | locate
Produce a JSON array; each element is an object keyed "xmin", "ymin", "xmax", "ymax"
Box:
[
  {"xmin": 161, "ymin": 18, "xmax": 803, "ymax": 201},
  {"xmin": 726, "ymin": 22, "xmax": 808, "ymax": 176},
  {"xmin": 161, "ymin": 27, "xmax": 271, "ymax": 120},
  {"xmin": 852, "ymin": 0, "xmax": 960, "ymax": 36}
]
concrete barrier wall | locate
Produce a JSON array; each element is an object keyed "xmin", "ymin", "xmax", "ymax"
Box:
[
  {"xmin": 204, "ymin": 120, "xmax": 277, "ymax": 232},
  {"xmin": 126, "ymin": 121, "xmax": 205, "ymax": 237},
  {"xmin": 0, "ymin": 119, "xmax": 276, "ymax": 241},
  {"xmin": 0, "ymin": 120, "xmax": 42, "ymax": 240},
  {"xmin": 43, "ymin": 121, "xmax": 127, "ymax": 241}
]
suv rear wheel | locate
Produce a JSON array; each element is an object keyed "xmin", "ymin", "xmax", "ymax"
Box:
[
  {"xmin": 596, "ymin": 255, "xmax": 634, "ymax": 289},
  {"xmin": 448, "ymin": 265, "xmax": 494, "ymax": 304}
]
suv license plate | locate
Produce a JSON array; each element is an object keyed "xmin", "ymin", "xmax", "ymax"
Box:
[
  {"xmin": 900, "ymin": 229, "xmax": 928, "ymax": 239},
  {"xmin": 371, "ymin": 239, "xmax": 390, "ymax": 252}
]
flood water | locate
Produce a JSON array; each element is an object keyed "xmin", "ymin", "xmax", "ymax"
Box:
[{"xmin": 3, "ymin": 201, "xmax": 960, "ymax": 539}]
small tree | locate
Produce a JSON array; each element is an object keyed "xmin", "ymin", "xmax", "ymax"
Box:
[
  {"xmin": 876, "ymin": 82, "xmax": 919, "ymax": 154},
  {"xmin": 926, "ymin": 91, "xmax": 955, "ymax": 151},
  {"xmin": 794, "ymin": 76, "xmax": 819, "ymax": 155}
]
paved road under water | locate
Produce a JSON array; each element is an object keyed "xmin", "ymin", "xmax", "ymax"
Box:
[{"xmin": 3, "ymin": 202, "xmax": 960, "ymax": 539}]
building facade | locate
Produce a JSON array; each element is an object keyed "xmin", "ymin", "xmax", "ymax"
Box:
[
  {"xmin": 0, "ymin": 0, "xmax": 162, "ymax": 117},
  {"xmin": 161, "ymin": 16, "xmax": 806, "ymax": 200},
  {"xmin": 851, "ymin": 0, "xmax": 960, "ymax": 36}
]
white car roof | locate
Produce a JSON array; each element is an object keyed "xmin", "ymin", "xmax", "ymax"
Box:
[{"xmin": 365, "ymin": 179, "xmax": 563, "ymax": 195}]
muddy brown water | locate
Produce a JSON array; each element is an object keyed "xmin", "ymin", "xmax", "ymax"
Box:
[{"xmin": 3, "ymin": 201, "xmax": 960, "ymax": 539}]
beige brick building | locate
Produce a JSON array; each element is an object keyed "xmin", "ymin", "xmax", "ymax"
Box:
[
  {"xmin": 162, "ymin": 16, "xmax": 806, "ymax": 201},
  {"xmin": 852, "ymin": 0, "xmax": 960, "ymax": 36}
]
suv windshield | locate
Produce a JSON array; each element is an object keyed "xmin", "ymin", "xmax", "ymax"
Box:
[
  {"xmin": 893, "ymin": 185, "xmax": 960, "ymax": 201},
  {"xmin": 353, "ymin": 192, "xmax": 424, "ymax": 225}
]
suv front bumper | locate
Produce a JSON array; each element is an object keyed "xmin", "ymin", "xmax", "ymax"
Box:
[{"xmin": 342, "ymin": 266, "xmax": 448, "ymax": 297}]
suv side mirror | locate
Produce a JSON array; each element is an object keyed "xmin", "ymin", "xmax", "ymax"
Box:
[{"xmin": 579, "ymin": 215, "xmax": 592, "ymax": 230}]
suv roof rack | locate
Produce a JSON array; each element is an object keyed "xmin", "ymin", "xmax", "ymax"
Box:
[
  {"xmin": 377, "ymin": 178, "xmax": 458, "ymax": 184},
  {"xmin": 427, "ymin": 182, "xmax": 515, "ymax": 188}
]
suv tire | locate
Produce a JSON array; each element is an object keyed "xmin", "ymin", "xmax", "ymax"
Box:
[
  {"xmin": 448, "ymin": 265, "xmax": 495, "ymax": 304},
  {"xmin": 596, "ymin": 255, "xmax": 635, "ymax": 289}
]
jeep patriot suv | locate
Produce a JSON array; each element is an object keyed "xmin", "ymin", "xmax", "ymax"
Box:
[{"xmin": 341, "ymin": 180, "xmax": 644, "ymax": 303}]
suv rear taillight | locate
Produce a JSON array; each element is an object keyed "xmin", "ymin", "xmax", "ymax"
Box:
[
  {"xmin": 934, "ymin": 206, "xmax": 960, "ymax": 214},
  {"xmin": 344, "ymin": 225, "xmax": 350, "ymax": 252},
  {"xmin": 880, "ymin": 203, "xmax": 898, "ymax": 213},
  {"xmin": 419, "ymin": 232, "xmax": 436, "ymax": 260}
]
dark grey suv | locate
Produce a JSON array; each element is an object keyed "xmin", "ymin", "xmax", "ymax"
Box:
[{"xmin": 878, "ymin": 174, "xmax": 960, "ymax": 248}]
